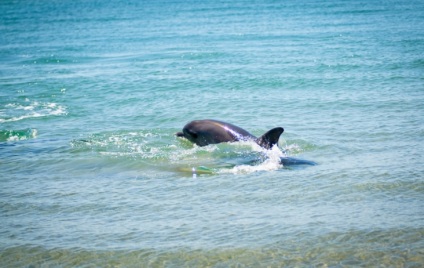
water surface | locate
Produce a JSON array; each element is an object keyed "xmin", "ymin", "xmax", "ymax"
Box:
[{"xmin": 1, "ymin": 0, "xmax": 423, "ymax": 266}]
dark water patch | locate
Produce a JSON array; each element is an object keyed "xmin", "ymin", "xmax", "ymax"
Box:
[
  {"xmin": 410, "ymin": 58, "xmax": 424, "ymax": 69},
  {"xmin": 20, "ymin": 56, "xmax": 77, "ymax": 65}
]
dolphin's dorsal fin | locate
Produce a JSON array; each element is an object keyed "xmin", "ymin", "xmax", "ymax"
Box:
[{"xmin": 256, "ymin": 127, "xmax": 284, "ymax": 149}]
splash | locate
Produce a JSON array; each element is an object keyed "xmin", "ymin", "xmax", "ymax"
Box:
[
  {"xmin": 219, "ymin": 141, "xmax": 285, "ymax": 174},
  {"xmin": 71, "ymin": 130, "xmax": 310, "ymax": 176},
  {"xmin": 0, "ymin": 128, "xmax": 38, "ymax": 142}
]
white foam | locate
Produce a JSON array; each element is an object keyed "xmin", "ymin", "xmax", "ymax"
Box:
[
  {"xmin": 169, "ymin": 143, "xmax": 218, "ymax": 162},
  {"xmin": 6, "ymin": 129, "xmax": 38, "ymax": 141},
  {"xmin": 219, "ymin": 142, "xmax": 285, "ymax": 174},
  {"xmin": 75, "ymin": 131, "xmax": 296, "ymax": 175},
  {"xmin": 0, "ymin": 100, "xmax": 67, "ymax": 123}
]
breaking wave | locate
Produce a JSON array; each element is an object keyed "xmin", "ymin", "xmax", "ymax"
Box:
[
  {"xmin": 0, "ymin": 99, "xmax": 67, "ymax": 123},
  {"xmin": 0, "ymin": 128, "xmax": 38, "ymax": 142}
]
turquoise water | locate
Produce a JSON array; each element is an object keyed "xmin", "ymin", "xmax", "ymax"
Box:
[{"xmin": 1, "ymin": 0, "xmax": 424, "ymax": 266}]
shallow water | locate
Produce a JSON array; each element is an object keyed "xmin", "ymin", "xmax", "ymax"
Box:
[{"xmin": 1, "ymin": 0, "xmax": 424, "ymax": 266}]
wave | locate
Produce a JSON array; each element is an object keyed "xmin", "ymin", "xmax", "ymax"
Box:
[
  {"xmin": 0, "ymin": 128, "xmax": 38, "ymax": 142},
  {"xmin": 0, "ymin": 99, "xmax": 67, "ymax": 123}
]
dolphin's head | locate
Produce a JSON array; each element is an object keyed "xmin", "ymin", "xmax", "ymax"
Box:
[
  {"xmin": 176, "ymin": 119, "xmax": 250, "ymax": 147},
  {"xmin": 175, "ymin": 123, "xmax": 199, "ymax": 143},
  {"xmin": 183, "ymin": 125, "xmax": 210, "ymax": 146},
  {"xmin": 176, "ymin": 121, "xmax": 212, "ymax": 146}
]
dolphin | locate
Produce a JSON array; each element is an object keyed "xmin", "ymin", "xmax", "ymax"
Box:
[{"xmin": 176, "ymin": 119, "xmax": 284, "ymax": 149}]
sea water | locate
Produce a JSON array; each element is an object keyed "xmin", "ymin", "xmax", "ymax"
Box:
[{"xmin": 1, "ymin": 0, "xmax": 423, "ymax": 266}]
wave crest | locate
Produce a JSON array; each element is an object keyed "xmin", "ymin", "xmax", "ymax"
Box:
[{"xmin": 0, "ymin": 99, "xmax": 67, "ymax": 123}]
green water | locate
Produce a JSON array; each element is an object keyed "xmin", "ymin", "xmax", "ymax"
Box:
[{"xmin": 1, "ymin": 0, "xmax": 423, "ymax": 266}]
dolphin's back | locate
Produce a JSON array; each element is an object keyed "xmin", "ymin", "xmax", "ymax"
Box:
[
  {"xmin": 182, "ymin": 119, "xmax": 254, "ymax": 146},
  {"xmin": 177, "ymin": 119, "xmax": 283, "ymax": 149},
  {"xmin": 203, "ymin": 120, "xmax": 254, "ymax": 139}
]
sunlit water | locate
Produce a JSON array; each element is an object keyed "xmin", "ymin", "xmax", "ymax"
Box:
[{"xmin": 1, "ymin": 0, "xmax": 423, "ymax": 266}]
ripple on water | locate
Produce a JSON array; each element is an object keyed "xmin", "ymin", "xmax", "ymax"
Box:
[{"xmin": 0, "ymin": 228, "xmax": 422, "ymax": 267}]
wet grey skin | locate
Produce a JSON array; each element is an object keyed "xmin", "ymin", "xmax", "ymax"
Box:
[
  {"xmin": 176, "ymin": 119, "xmax": 316, "ymax": 166},
  {"xmin": 176, "ymin": 119, "xmax": 284, "ymax": 149}
]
